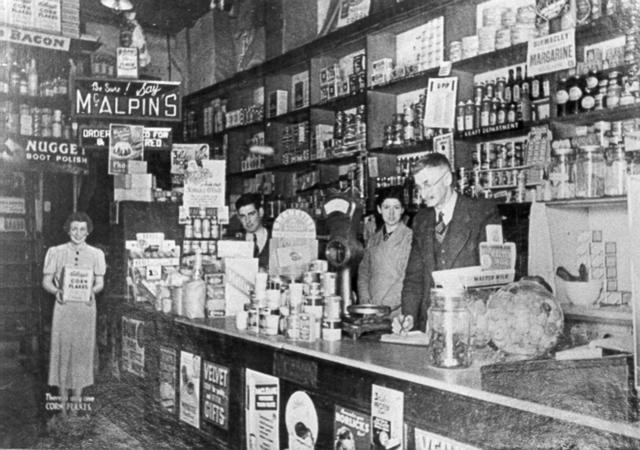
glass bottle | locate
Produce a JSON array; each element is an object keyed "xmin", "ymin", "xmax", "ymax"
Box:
[
  {"xmin": 27, "ymin": 58, "xmax": 37, "ymax": 97},
  {"xmin": 606, "ymin": 71, "xmax": 621, "ymax": 109},
  {"xmin": 575, "ymin": 145, "xmax": 605, "ymax": 198},
  {"xmin": 567, "ymin": 71, "xmax": 583, "ymax": 114},
  {"xmin": 549, "ymin": 144, "xmax": 574, "ymax": 199},
  {"xmin": 456, "ymin": 101, "xmax": 465, "ymax": 132},
  {"xmin": 428, "ymin": 288, "xmax": 472, "ymax": 368},
  {"xmin": 507, "ymin": 102, "xmax": 517, "ymax": 123},
  {"xmin": 497, "ymin": 100, "xmax": 507, "ymax": 124},
  {"xmin": 0, "ymin": 55, "xmax": 9, "ymax": 94},
  {"xmin": 19, "ymin": 103, "xmax": 31, "ymax": 136},
  {"xmin": 496, "ymin": 77, "xmax": 506, "ymax": 101},
  {"xmin": 555, "ymin": 77, "xmax": 569, "ymax": 116},
  {"xmin": 201, "ymin": 207, "xmax": 211, "ymax": 239},
  {"xmin": 521, "ymin": 66, "xmax": 531, "ymax": 100},
  {"xmin": 531, "ymin": 74, "xmax": 541, "ymax": 100},
  {"xmin": 480, "ymin": 96, "xmax": 491, "ymax": 127},
  {"xmin": 513, "ymin": 66, "xmax": 523, "ymax": 103},
  {"xmin": 464, "ymin": 99, "xmax": 475, "ymax": 131},
  {"xmin": 403, "ymin": 103, "xmax": 415, "ymax": 143},
  {"xmin": 9, "ymin": 55, "xmax": 20, "ymax": 94},
  {"xmin": 505, "ymin": 69, "xmax": 514, "ymax": 104}
]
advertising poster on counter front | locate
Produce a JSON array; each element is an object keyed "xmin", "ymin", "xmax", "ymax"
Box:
[
  {"xmin": 179, "ymin": 350, "xmax": 201, "ymax": 428},
  {"xmin": 245, "ymin": 368, "xmax": 280, "ymax": 450},
  {"xmin": 371, "ymin": 385, "xmax": 404, "ymax": 450},
  {"xmin": 285, "ymin": 391, "xmax": 318, "ymax": 450},
  {"xmin": 108, "ymin": 124, "xmax": 144, "ymax": 175},
  {"xmin": 202, "ymin": 360, "xmax": 230, "ymax": 429},
  {"xmin": 334, "ymin": 405, "xmax": 371, "ymax": 449},
  {"xmin": 121, "ymin": 316, "xmax": 145, "ymax": 378},
  {"xmin": 159, "ymin": 346, "xmax": 177, "ymax": 413},
  {"xmin": 414, "ymin": 427, "xmax": 480, "ymax": 450}
]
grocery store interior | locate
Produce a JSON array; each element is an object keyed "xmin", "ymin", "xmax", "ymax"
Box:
[{"xmin": 2, "ymin": 0, "xmax": 640, "ymax": 449}]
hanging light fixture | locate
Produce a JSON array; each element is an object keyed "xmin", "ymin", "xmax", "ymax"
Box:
[{"xmin": 100, "ymin": 0, "xmax": 134, "ymax": 12}]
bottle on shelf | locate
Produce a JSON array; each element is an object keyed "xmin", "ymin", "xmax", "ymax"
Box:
[
  {"xmin": 0, "ymin": 53, "xmax": 9, "ymax": 94},
  {"xmin": 9, "ymin": 53, "xmax": 20, "ymax": 95},
  {"xmin": 505, "ymin": 69, "xmax": 514, "ymax": 104},
  {"xmin": 27, "ymin": 58, "xmax": 38, "ymax": 97},
  {"xmin": 567, "ymin": 70, "xmax": 583, "ymax": 114},
  {"xmin": 513, "ymin": 66, "xmax": 523, "ymax": 104},
  {"xmin": 555, "ymin": 76, "xmax": 569, "ymax": 116}
]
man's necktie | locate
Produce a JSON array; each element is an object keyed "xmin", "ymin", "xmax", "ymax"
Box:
[
  {"xmin": 435, "ymin": 211, "xmax": 447, "ymax": 243},
  {"xmin": 253, "ymin": 233, "xmax": 260, "ymax": 257}
]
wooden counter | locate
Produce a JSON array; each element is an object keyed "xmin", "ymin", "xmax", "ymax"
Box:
[{"xmin": 101, "ymin": 299, "xmax": 640, "ymax": 449}]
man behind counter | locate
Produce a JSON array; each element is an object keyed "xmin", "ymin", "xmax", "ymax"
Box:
[
  {"xmin": 394, "ymin": 153, "xmax": 501, "ymax": 333},
  {"xmin": 235, "ymin": 193, "xmax": 270, "ymax": 270}
]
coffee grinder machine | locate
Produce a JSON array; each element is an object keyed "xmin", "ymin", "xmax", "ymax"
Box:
[{"xmin": 322, "ymin": 195, "xmax": 363, "ymax": 314}]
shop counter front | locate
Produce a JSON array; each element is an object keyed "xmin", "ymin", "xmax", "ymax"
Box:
[{"xmin": 101, "ymin": 298, "xmax": 640, "ymax": 449}]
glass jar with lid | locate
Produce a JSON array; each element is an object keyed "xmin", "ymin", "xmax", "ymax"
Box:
[
  {"xmin": 575, "ymin": 145, "xmax": 605, "ymax": 198},
  {"xmin": 549, "ymin": 141, "xmax": 575, "ymax": 199},
  {"xmin": 427, "ymin": 288, "xmax": 472, "ymax": 368},
  {"xmin": 604, "ymin": 142, "xmax": 627, "ymax": 196},
  {"xmin": 606, "ymin": 71, "xmax": 622, "ymax": 109}
]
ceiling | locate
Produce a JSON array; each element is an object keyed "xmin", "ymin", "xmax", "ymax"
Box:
[{"xmin": 80, "ymin": 0, "xmax": 211, "ymax": 35}]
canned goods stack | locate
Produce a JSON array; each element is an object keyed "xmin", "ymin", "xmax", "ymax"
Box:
[
  {"xmin": 333, "ymin": 105, "xmax": 367, "ymax": 153},
  {"xmin": 182, "ymin": 207, "xmax": 222, "ymax": 262},
  {"xmin": 382, "ymin": 91, "xmax": 431, "ymax": 147},
  {"xmin": 241, "ymin": 132, "xmax": 266, "ymax": 172}
]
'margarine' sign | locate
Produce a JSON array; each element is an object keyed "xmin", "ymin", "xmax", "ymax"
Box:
[{"xmin": 73, "ymin": 78, "xmax": 181, "ymax": 122}]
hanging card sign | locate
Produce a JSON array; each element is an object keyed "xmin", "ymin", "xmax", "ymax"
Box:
[
  {"xmin": 158, "ymin": 346, "xmax": 177, "ymax": 413},
  {"xmin": 0, "ymin": 216, "xmax": 26, "ymax": 232},
  {"xmin": 179, "ymin": 350, "xmax": 201, "ymax": 428},
  {"xmin": 424, "ymin": 77, "xmax": 457, "ymax": 129},
  {"xmin": 0, "ymin": 197, "xmax": 25, "ymax": 214},
  {"xmin": 117, "ymin": 47, "xmax": 138, "ymax": 78},
  {"xmin": 2, "ymin": 0, "xmax": 61, "ymax": 33},
  {"xmin": 0, "ymin": 25, "xmax": 69, "ymax": 51},
  {"xmin": 121, "ymin": 316, "xmax": 145, "ymax": 377},
  {"xmin": 108, "ymin": 123, "xmax": 144, "ymax": 175},
  {"xmin": 527, "ymin": 28, "xmax": 576, "ymax": 77},
  {"xmin": 182, "ymin": 160, "xmax": 226, "ymax": 209},
  {"xmin": 2, "ymin": 135, "xmax": 88, "ymax": 174},
  {"xmin": 80, "ymin": 125, "xmax": 172, "ymax": 151},
  {"xmin": 5, "ymin": 0, "xmax": 33, "ymax": 29},
  {"xmin": 202, "ymin": 360, "xmax": 230, "ymax": 430},
  {"xmin": 73, "ymin": 78, "xmax": 181, "ymax": 122},
  {"xmin": 245, "ymin": 369, "xmax": 280, "ymax": 450}
]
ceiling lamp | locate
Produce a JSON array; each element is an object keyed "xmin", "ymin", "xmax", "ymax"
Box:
[{"xmin": 100, "ymin": 0, "xmax": 134, "ymax": 12}]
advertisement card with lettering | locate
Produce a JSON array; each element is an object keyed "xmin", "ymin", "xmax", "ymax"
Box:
[
  {"xmin": 179, "ymin": 350, "xmax": 201, "ymax": 428},
  {"xmin": 371, "ymin": 385, "xmax": 404, "ymax": 450},
  {"xmin": 0, "ymin": 25, "xmax": 70, "ymax": 51},
  {"xmin": 202, "ymin": 360, "xmax": 229, "ymax": 429},
  {"xmin": 170, "ymin": 143, "xmax": 210, "ymax": 186},
  {"xmin": 183, "ymin": 160, "xmax": 226, "ymax": 209},
  {"xmin": 62, "ymin": 266, "xmax": 93, "ymax": 303},
  {"xmin": 117, "ymin": 47, "xmax": 139, "ymax": 78},
  {"xmin": 424, "ymin": 77, "xmax": 458, "ymax": 130},
  {"xmin": 334, "ymin": 405, "xmax": 371, "ymax": 449},
  {"xmin": 415, "ymin": 427, "xmax": 479, "ymax": 450},
  {"xmin": 33, "ymin": 0, "xmax": 61, "ymax": 33},
  {"xmin": 121, "ymin": 316, "xmax": 145, "ymax": 378},
  {"xmin": 108, "ymin": 124, "xmax": 144, "ymax": 175},
  {"xmin": 285, "ymin": 391, "xmax": 318, "ymax": 450},
  {"xmin": 159, "ymin": 346, "xmax": 177, "ymax": 413},
  {"xmin": 73, "ymin": 78, "xmax": 181, "ymax": 122},
  {"xmin": 527, "ymin": 28, "xmax": 576, "ymax": 77},
  {"xmin": 143, "ymin": 127, "xmax": 172, "ymax": 151},
  {"xmin": 245, "ymin": 368, "xmax": 280, "ymax": 450}
]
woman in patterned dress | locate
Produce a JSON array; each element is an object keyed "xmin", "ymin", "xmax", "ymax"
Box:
[{"xmin": 42, "ymin": 212, "xmax": 106, "ymax": 417}]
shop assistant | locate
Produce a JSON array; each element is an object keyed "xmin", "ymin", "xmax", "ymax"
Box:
[
  {"xmin": 395, "ymin": 153, "xmax": 501, "ymax": 332},
  {"xmin": 236, "ymin": 193, "xmax": 270, "ymax": 270}
]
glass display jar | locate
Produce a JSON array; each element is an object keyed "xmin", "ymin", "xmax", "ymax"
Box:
[
  {"xmin": 427, "ymin": 288, "xmax": 472, "ymax": 368},
  {"xmin": 549, "ymin": 143, "xmax": 575, "ymax": 199},
  {"xmin": 575, "ymin": 145, "xmax": 605, "ymax": 198},
  {"xmin": 604, "ymin": 143, "xmax": 627, "ymax": 196}
]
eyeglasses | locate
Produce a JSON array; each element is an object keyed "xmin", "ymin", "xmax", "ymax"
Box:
[{"xmin": 420, "ymin": 170, "xmax": 449, "ymax": 191}]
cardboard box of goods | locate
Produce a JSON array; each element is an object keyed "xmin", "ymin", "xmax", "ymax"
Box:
[
  {"xmin": 217, "ymin": 240, "xmax": 253, "ymax": 259},
  {"xmin": 224, "ymin": 257, "xmax": 258, "ymax": 316},
  {"xmin": 127, "ymin": 160, "xmax": 148, "ymax": 173},
  {"xmin": 62, "ymin": 267, "xmax": 93, "ymax": 303},
  {"xmin": 130, "ymin": 173, "xmax": 155, "ymax": 189},
  {"xmin": 114, "ymin": 188, "xmax": 153, "ymax": 202}
]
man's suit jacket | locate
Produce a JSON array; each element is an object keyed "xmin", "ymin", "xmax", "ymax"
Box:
[{"xmin": 401, "ymin": 195, "xmax": 501, "ymax": 331}]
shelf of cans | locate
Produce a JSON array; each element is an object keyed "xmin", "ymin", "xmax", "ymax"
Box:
[
  {"xmin": 381, "ymin": 91, "xmax": 430, "ymax": 148},
  {"xmin": 182, "ymin": 207, "xmax": 223, "ymax": 258},
  {"xmin": 238, "ymin": 260, "xmax": 344, "ymax": 342}
]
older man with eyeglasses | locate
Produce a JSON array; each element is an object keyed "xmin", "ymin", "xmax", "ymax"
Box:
[{"xmin": 393, "ymin": 152, "xmax": 501, "ymax": 333}]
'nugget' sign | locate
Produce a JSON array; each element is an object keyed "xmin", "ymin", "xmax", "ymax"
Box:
[{"xmin": 73, "ymin": 78, "xmax": 181, "ymax": 122}]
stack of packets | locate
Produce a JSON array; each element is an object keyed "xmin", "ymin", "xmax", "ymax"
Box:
[{"xmin": 576, "ymin": 230, "xmax": 631, "ymax": 306}]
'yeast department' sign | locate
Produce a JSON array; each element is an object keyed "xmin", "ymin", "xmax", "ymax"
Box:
[{"xmin": 73, "ymin": 78, "xmax": 182, "ymax": 122}]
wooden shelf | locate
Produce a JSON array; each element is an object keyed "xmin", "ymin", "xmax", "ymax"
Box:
[
  {"xmin": 267, "ymin": 106, "xmax": 310, "ymax": 124},
  {"xmin": 225, "ymin": 120, "xmax": 264, "ymax": 132},
  {"xmin": 369, "ymin": 141, "xmax": 433, "ymax": 155},
  {"xmin": 370, "ymin": 67, "xmax": 439, "ymax": 95},
  {"xmin": 562, "ymin": 304, "xmax": 632, "ymax": 327},
  {"xmin": 553, "ymin": 104, "xmax": 640, "ymax": 127},
  {"xmin": 452, "ymin": 43, "xmax": 527, "ymax": 73},
  {"xmin": 543, "ymin": 196, "xmax": 627, "ymax": 208},
  {"xmin": 228, "ymin": 152, "xmax": 361, "ymax": 177},
  {"xmin": 312, "ymin": 91, "xmax": 366, "ymax": 111},
  {"xmin": 455, "ymin": 121, "xmax": 532, "ymax": 141},
  {"xmin": 0, "ymin": 93, "xmax": 69, "ymax": 110}
]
